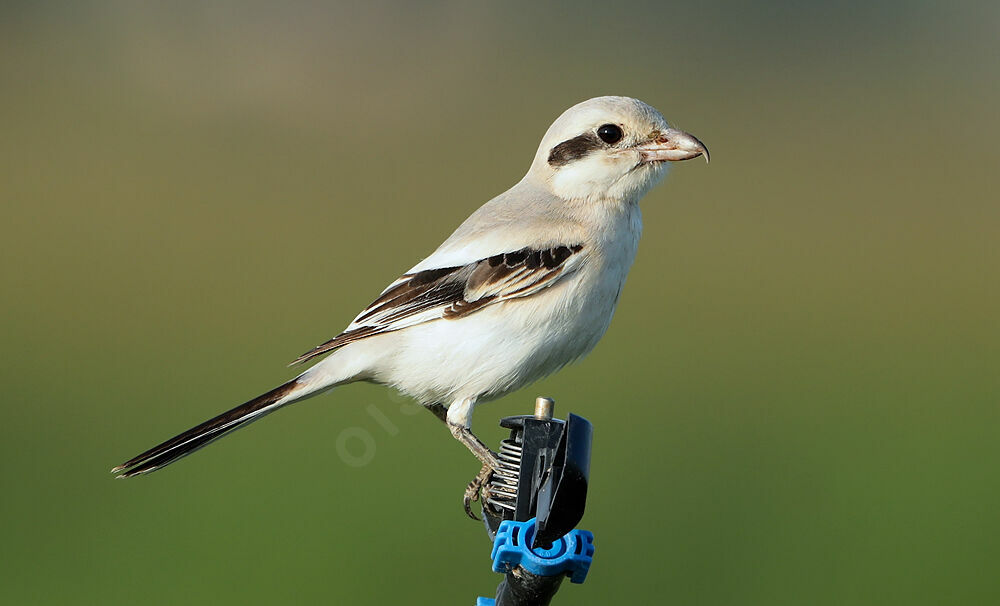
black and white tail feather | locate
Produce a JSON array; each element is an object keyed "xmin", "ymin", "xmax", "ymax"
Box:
[{"xmin": 111, "ymin": 379, "xmax": 306, "ymax": 478}]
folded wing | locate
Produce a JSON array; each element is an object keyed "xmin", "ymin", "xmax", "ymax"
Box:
[{"xmin": 291, "ymin": 244, "xmax": 585, "ymax": 365}]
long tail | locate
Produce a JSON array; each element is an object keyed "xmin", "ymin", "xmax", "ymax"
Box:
[{"xmin": 112, "ymin": 378, "xmax": 314, "ymax": 478}]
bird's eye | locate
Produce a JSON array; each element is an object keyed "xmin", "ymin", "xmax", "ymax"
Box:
[{"xmin": 596, "ymin": 124, "xmax": 623, "ymax": 145}]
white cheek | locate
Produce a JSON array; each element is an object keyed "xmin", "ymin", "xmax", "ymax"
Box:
[
  {"xmin": 550, "ymin": 154, "xmax": 668, "ymax": 202},
  {"xmin": 550, "ymin": 155, "xmax": 627, "ymax": 200}
]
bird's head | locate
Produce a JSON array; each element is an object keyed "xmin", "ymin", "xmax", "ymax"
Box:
[{"xmin": 527, "ymin": 96, "xmax": 708, "ymax": 203}]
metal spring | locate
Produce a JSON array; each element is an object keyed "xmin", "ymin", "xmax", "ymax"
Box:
[{"xmin": 486, "ymin": 438, "xmax": 522, "ymax": 512}]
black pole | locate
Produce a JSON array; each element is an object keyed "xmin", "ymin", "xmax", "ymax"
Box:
[{"xmin": 494, "ymin": 569, "xmax": 564, "ymax": 606}]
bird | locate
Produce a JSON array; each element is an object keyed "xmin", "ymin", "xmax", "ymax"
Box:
[{"xmin": 112, "ymin": 95, "xmax": 708, "ymax": 515}]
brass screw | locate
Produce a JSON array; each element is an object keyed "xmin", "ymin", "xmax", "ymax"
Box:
[{"xmin": 534, "ymin": 397, "xmax": 555, "ymax": 421}]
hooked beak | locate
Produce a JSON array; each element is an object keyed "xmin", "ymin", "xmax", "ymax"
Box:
[{"xmin": 636, "ymin": 128, "xmax": 710, "ymax": 164}]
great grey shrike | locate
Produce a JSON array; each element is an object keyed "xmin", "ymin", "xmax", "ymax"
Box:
[{"xmin": 113, "ymin": 96, "xmax": 708, "ymax": 512}]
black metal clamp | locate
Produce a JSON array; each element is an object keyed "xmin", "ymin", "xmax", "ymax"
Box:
[{"xmin": 476, "ymin": 397, "xmax": 594, "ymax": 606}]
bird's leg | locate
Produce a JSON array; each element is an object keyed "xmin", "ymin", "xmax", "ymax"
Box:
[
  {"xmin": 447, "ymin": 423, "xmax": 500, "ymax": 469},
  {"xmin": 429, "ymin": 399, "xmax": 499, "ymax": 468},
  {"xmin": 450, "ymin": 424, "xmax": 499, "ymax": 520},
  {"xmin": 433, "ymin": 398, "xmax": 499, "ymax": 519}
]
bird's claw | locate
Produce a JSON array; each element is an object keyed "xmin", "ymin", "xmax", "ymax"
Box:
[
  {"xmin": 463, "ymin": 463, "xmax": 495, "ymax": 520},
  {"xmin": 463, "ymin": 483, "xmax": 481, "ymax": 520}
]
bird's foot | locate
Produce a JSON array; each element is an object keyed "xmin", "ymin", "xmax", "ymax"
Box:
[
  {"xmin": 463, "ymin": 463, "xmax": 495, "ymax": 520},
  {"xmin": 446, "ymin": 422, "xmax": 499, "ymax": 519}
]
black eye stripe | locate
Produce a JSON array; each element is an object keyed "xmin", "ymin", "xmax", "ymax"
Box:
[
  {"xmin": 547, "ymin": 133, "xmax": 603, "ymax": 166},
  {"xmin": 547, "ymin": 124, "xmax": 627, "ymax": 167}
]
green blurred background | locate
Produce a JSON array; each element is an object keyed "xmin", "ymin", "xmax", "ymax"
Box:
[{"xmin": 2, "ymin": 1, "xmax": 997, "ymax": 604}]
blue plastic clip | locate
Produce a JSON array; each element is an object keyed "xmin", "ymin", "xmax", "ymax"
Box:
[
  {"xmin": 476, "ymin": 598, "xmax": 495, "ymax": 606},
  {"xmin": 490, "ymin": 518, "xmax": 595, "ymax": 584}
]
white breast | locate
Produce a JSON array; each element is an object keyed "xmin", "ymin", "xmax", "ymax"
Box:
[{"xmin": 361, "ymin": 200, "xmax": 643, "ymax": 406}]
